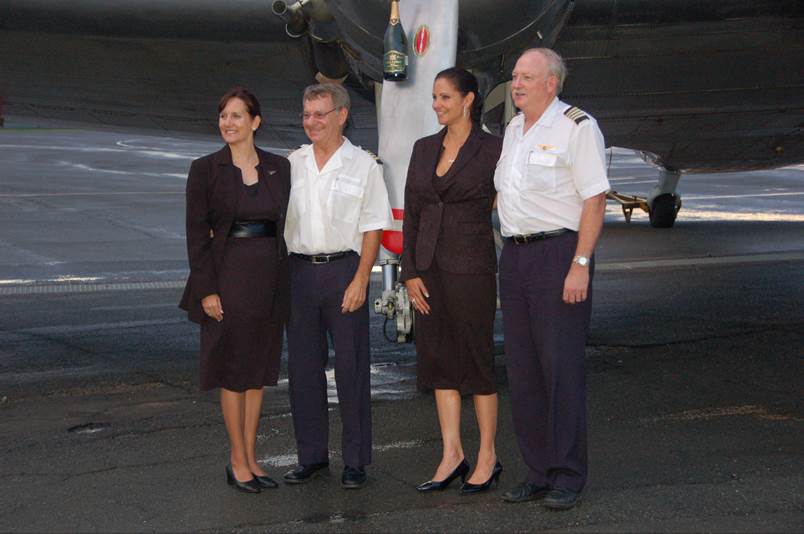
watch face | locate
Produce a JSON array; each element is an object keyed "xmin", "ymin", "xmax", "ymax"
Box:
[{"xmin": 575, "ymin": 256, "xmax": 589, "ymax": 266}]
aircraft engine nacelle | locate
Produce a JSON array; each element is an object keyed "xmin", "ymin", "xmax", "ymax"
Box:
[{"xmin": 272, "ymin": 0, "xmax": 351, "ymax": 81}]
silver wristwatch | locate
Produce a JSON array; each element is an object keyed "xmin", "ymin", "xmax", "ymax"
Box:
[{"xmin": 572, "ymin": 255, "xmax": 590, "ymax": 267}]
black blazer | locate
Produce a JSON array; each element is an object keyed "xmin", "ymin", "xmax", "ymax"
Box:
[
  {"xmin": 179, "ymin": 145, "xmax": 291, "ymax": 323},
  {"xmin": 400, "ymin": 125, "xmax": 502, "ymax": 281}
]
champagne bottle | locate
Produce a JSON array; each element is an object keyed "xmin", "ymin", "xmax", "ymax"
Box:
[{"xmin": 383, "ymin": 0, "xmax": 408, "ymax": 81}]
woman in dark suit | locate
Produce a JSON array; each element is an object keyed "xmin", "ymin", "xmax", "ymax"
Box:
[
  {"xmin": 179, "ymin": 87, "xmax": 290, "ymax": 493},
  {"xmin": 401, "ymin": 68, "xmax": 503, "ymax": 494}
]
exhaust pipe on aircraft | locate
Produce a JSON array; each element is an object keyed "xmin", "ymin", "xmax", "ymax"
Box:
[
  {"xmin": 272, "ymin": 0, "xmax": 336, "ymax": 39},
  {"xmin": 272, "ymin": 0, "xmax": 309, "ymax": 38},
  {"xmin": 272, "ymin": 0, "xmax": 349, "ymax": 82}
]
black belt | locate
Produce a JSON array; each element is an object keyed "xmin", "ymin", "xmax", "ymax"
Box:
[
  {"xmin": 292, "ymin": 251, "xmax": 354, "ymax": 264},
  {"xmin": 228, "ymin": 220, "xmax": 277, "ymax": 238},
  {"xmin": 507, "ymin": 228, "xmax": 571, "ymax": 244}
]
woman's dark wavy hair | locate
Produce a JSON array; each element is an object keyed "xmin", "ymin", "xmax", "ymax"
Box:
[
  {"xmin": 217, "ymin": 86, "xmax": 262, "ymax": 119},
  {"xmin": 434, "ymin": 67, "xmax": 483, "ymax": 125}
]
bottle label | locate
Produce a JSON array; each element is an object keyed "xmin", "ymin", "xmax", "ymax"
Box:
[{"xmin": 384, "ymin": 50, "xmax": 408, "ymax": 73}]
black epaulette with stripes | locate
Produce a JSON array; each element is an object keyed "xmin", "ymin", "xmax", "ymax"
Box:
[
  {"xmin": 564, "ymin": 106, "xmax": 590, "ymax": 124},
  {"xmin": 361, "ymin": 147, "xmax": 383, "ymax": 165}
]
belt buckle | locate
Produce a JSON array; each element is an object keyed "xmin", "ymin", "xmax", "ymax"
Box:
[{"xmin": 310, "ymin": 255, "xmax": 328, "ymax": 264}]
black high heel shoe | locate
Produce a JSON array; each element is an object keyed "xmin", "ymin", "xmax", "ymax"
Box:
[
  {"xmin": 226, "ymin": 464, "xmax": 261, "ymax": 494},
  {"xmin": 252, "ymin": 472, "xmax": 279, "ymax": 489},
  {"xmin": 416, "ymin": 459, "xmax": 470, "ymax": 492},
  {"xmin": 459, "ymin": 461, "xmax": 503, "ymax": 495}
]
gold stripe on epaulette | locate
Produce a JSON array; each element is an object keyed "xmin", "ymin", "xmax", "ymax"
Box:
[
  {"xmin": 361, "ymin": 147, "xmax": 383, "ymax": 165},
  {"xmin": 564, "ymin": 106, "xmax": 589, "ymax": 124}
]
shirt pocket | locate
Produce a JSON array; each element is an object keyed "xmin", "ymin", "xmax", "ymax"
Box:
[
  {"xmin": 523, "ymin": 150, "xmax": 559, "ymax": 192},
  {"xmin": 329, "ymin": 173, "xmax": 364, "ymax": 223}
]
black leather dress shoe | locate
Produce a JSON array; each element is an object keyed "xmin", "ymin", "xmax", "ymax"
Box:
[
  {"xmin": 501, "ymin": 482, "xmax": 550, "ymax": 503},
  {"xmin": 225, "ymin": 464, "xmax": 261, "ymax": 494},
  {"xmin": 341, "ymin": 466, "xmax": 367, "ymax": 489},
  {"xmin": 459, "ymin": 461, "xmax": 503, "ymax": 495},
  {"xmin": 542, "ymin": 488, "xmax": 581, "ymax": 509},
  {"xmin": 283, "ymin": 462, "xmax": 329, "ymax": 484},
  {"xmin": 252, "ymin": 472, "xmax": 279, "ymax": 489},
  {"xmin": 416, "ymin": 459, "xmax": 470, "ymax": 492}
]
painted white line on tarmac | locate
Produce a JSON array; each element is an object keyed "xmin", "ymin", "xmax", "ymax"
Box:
[
  {"xmin": 115, "ymin": 139, "xmax": 202, "ymax": 159},
  {"xmin": 7, "ymin": 318, "xmax": 186, "ymax": 336},
  {"xmin": 599, "ymin": 251, "xmax": 804, "ymax": 272},
  {"xmin": 683, "ymin": 192, "xmax": 804, "ymax": 200},
  {"xmin": 259, "ymin": 440, "xmax": 424, "ymax": 468},
  {"xmin": 0, "ymin": 144, "xmax": 128, "ymax": 152},
  {"xmin": 605, "ymin": 206, "xmax": 804, "ymax": 222},
  {"xmin": 637, "ymin": 405, "xmax": 803, "ymax": 424},
  {"xmin": 0, "ymin": 280, "xmax": 186, "ymax": 295},
  {"xmin": 57, "ymin": 161, "xmax": 186, "ymax": 178}
]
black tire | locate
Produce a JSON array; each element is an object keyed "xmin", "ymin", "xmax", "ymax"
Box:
[{"xmin": 649, "ymin": 193, "xmax": 680, "ymax": 228}]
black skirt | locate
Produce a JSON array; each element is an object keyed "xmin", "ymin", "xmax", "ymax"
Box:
[{"xmin": 414, "ymin": 260, "xmax": 497, "ymax": 395}]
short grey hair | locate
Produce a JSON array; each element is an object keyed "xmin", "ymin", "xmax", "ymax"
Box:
[
  {"xmin": 302, "ymin": 83, "xmax": 351, "ymax": 110},
  {"xmin": 520, "ymin": 48, "xmax": 567, "ymax": 93}
]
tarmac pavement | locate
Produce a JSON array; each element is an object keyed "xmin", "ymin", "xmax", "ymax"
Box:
[{"xmin": 0, "ymin": 127, "xmax": 802, "ymax": 532}]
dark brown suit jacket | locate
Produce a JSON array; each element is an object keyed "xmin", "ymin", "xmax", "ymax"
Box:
[
  {"xmin": 400, "ymin": 125, "xmax": 502, "ymax": 281},
  {"xmin": 178, "ymin": 145, "xmax": 291, "ymax": 323}
]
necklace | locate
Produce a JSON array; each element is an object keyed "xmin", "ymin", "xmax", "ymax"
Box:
[
  {"xmin": 443, "ymin": 144, "xmax": 463, "ymax": 164},
  {"xmin": 441, "ymin": 128, "xmax": 469, "ymax": 167}
]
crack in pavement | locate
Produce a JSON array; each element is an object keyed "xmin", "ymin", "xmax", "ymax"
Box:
[
  {"xmin": 55, "ymin": 452, "xmax": 219, "ymax": 482},
  {"xmin": 588, "ymin": 323, "xmax": 800, "ymax": 349}
]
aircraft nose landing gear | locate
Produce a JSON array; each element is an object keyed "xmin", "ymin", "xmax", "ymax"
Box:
[
  {"xmin": 373, "ymin": 260, "xmax": 414, "ymax": 343},
  {"xmin": 606, "ymin": 167, "xmax": 682, "ymax": 227},
  {"xmin": 648, "ymin": 192, "xmax": 682, "ymax": 228},
  {"xmin": 647, "ymin": 168, "xmax": 682, "ymax": 228}
]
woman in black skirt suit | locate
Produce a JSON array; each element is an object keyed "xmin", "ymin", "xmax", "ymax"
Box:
[
  {"xmin": 401, "ymin": 68, "xmax": 503, "ymax": 494},
  {"xmin": 180, "ymin": 87, "xmax": 290, "ymax": 493}
]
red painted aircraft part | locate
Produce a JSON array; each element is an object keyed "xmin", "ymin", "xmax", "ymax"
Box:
[
  {"xmin": 382, "ymin": 208, "xmax": 404, "ymax": 254},
  {"xmin": 414, "ymin": 25, "xmax": 430, "ymax": 56}
]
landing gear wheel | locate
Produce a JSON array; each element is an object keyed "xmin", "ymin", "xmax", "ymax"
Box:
[{"xmin": 649, "ymin": 193, "xmax": 681, "ymax": 228}]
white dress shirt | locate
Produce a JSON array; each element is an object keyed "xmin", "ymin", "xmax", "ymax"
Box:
[
  {"xmin": 494, "ymin": 97, "xmax": 610, "ymax": 236},
  {"xmin": 285, "ymin": 137, "xmax": 393, "ymax": 255}
]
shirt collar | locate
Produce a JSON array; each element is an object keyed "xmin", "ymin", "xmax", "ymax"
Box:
[
  {"xmin": 212, "ymin": 144, "xmax": 269, "ymax": 168},
  {"xmin": 538, "ymin": 97, "xmax": 562, "ymax": 128},
  {"xmin": 303, "ymin": 136, "xmax": 354, "ymax": 175},
  {"xmin": 518, "ymin": 97, "xmax": 562, "ymax": 136}
]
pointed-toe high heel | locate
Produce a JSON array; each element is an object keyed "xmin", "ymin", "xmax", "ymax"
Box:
[
  {"xmin": 416, "ymin": 459, "xmax": 470, "ymax": 492},
  {"xmin": 459, "ymin": 461, "xmax": 503, "ymax": 495},
  {"xmin": 252, "ymin": 472, "xmax": 279, "ymax": 489},
  {"xmin": 225, "ymin": 464, "xmax": 261, "ymax": 494}
]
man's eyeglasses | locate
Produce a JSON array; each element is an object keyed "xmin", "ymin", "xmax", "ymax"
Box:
[{"xmin": 301, "ymin": 107, "xmax": 339, "ymax": 121}]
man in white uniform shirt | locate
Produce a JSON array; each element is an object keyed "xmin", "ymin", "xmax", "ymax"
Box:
[
  {"xmin": 495, "ymin": 49, "xmax": 610, "ymax": 509},
  {"xmin": 283, "ymin": 84, "xmax": 392, "ymax": 489}
]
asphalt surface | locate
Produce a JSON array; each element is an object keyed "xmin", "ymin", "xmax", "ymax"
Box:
[{"xmin": 0, "ymin": 127, "xmax": 802, "ymax": 532}]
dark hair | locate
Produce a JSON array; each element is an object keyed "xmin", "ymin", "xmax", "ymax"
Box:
[
  {"xmin": 434, "ymin": 67, "xmax": 483, "ymax": 125},
  {"xmin": 217, "ymin": 86, "xmax": 262, "ymax": 119}
]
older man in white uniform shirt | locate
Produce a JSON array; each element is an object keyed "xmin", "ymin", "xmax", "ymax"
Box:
[
  {"xmin": 283, "ymin": 83, "xmax": 392, "ymax": 489},
  {"xmin": 495, "ymin": 48, "xmax": 610, "ymax": 509}
]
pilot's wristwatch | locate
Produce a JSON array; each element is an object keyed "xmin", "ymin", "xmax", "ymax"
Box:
[{"xmin": 572, "ymin": 255, "xmax": 590, "ymax": 267}]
